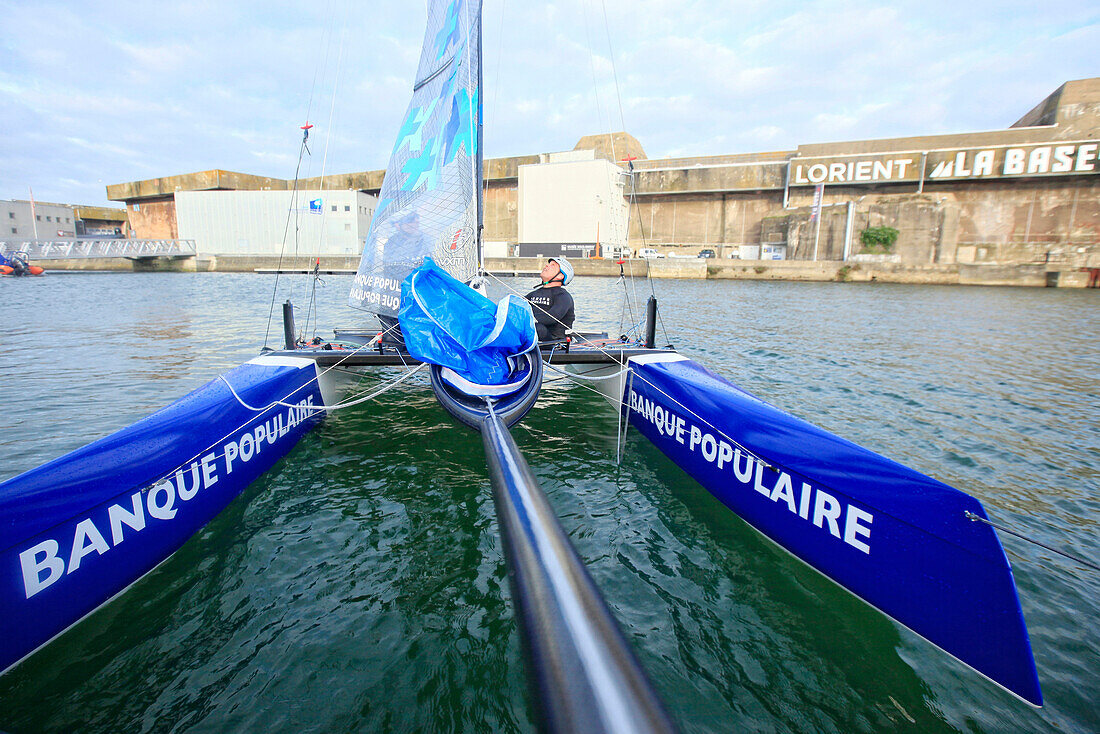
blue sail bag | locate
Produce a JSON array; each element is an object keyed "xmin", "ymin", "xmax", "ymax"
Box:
[{"xmin": 399, "ymin": 258, "xmax": 537, "ymax": 385}]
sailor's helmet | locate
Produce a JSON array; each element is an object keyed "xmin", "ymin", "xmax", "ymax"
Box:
[{"xmin": 548, "ymin": 256, "xmax": 574, "ymax": 285}]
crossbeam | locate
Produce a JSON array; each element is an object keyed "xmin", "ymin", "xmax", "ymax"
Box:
[{"xmin": 263, "ymin": 345, "xmax": 664, "ymax": 367}]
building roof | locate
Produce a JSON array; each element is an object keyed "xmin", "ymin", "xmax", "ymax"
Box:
[
  {"xmin": 106, "ymin": 169, "xmax": 290, "ymax": 203},
  {"xmin": 73, "ymin": 205, "xmax": 128, "ymax": 222}
]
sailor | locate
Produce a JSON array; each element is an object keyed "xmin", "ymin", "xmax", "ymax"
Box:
[{"xmin": 526, "ymin": 257, "xmax": 575, "ymax": 342}]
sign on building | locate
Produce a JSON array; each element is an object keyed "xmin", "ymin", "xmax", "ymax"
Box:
[
  {"xmin": 789, "ymin": 140, "xmax": 1098, "ymax": 186},
  {"xmin": 925, "ymin": 141, "xmax": 1098, "ymax": 181}
]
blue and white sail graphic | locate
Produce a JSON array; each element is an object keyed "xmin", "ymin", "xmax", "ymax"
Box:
[{"xmin": 349, "ymin": 0, "xmax": 481, "ymax": 317}]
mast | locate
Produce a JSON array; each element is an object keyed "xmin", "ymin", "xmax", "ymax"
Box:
[{"xmin": 475, "ymin": 0, "xmax": 485, "ymax": 268}]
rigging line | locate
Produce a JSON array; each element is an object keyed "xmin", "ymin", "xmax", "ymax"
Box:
[
  {"xmin": 542, "ymin": 360, "xmax": 628, "ymax": 382},
  {"xmin": 964, "ymin": 512, "xmax": 1100, "ymax": 572},
  {"xmin": 617, "ymin": 275, "xmax": 628, "ymax": 337},
  {"xmin": 262, "ymin": 0, "xmax": 340, "ymax": 349},
  {"xmin": 540, "ymin": 362, "xmax": 625, "ymax": 409},
  {"xmin": 143, "ymin": 339, "xmax": 383, "ymax": 493},
  {"xmin": 585, "ymin": 1, "xmax": 630, "ymax": 266},
  {"xmin": 262, "ymin": 5, "xmax": 340, "ymax": 348},
  {"xmin": 580, "ymin": 1, "xmax": 610, "ymax": 158},
  {"xmin": 295, "ymin": 2, "xmax": 338, "ymax": 261},
  {"xmin": 484, "ymin": 267, "xmax": 771, "ymax": 467},
  {"xmin": 590, "ymin": 6, "xmax": 621, "ymax": 184},
  {"xmin": 262, "ymin": 132, "xmax": 311, "ymax": 350},
  {"xmin": 618, "ymin": 270, "xmax": 639, "ymax": 338},
  {"xmin": 599, "ymin": 0, "xmax": 628, "ymax": 139},
  {"xmin": 468, "ymin": 1, "xmax": 482, "ymax": 264},
  {"xmin": 477, "ymin": 0, "xmax": 506, "ymax": 262},
  {"xmin": 622, "ymin": 165, "xmax": 671, "ymax": 346},
  {"xmin": 144, "ymin": 363, "xmax": 427, "ymax": 507},
  {"xmin": 221, "ymin": 363, "xmax": 426, "ymax": 412},
  {"xmin": 616, "ymin": 370, "xmax": 634, "ymax": 465},
  {"xmin": 620, "ymin": 174, "xmax": 648, "ymax": 316},
  {"xmin": 304, "ymin": 23, "xmax": 347, "ymax": 340}
]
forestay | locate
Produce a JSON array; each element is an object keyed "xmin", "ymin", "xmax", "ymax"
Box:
[{"xmin": 349, "ymin": 0, "xmax": 482, "ymax": 317}]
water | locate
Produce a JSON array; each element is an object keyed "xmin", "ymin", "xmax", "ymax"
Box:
[{"xmin": 1, "ymin": 272, "xmax": 1097, "ymax": 733}]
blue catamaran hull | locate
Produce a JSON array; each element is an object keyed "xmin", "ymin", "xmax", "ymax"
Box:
[
  {"xmin": 0, "ymin": 355, "xmax": 329, "ymax": 675},
  {"xmin": 625, "ymin": 353, "xmax": 1042, "ymax": 706}
]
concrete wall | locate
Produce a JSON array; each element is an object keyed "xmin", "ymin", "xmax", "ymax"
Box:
[
  {"xmin": 484, "ymin": 181, "xmax": 518, "ymax": 242},
  {"xmin": 945, "ymin": 178, "xmax": 1100, "ymax": 261},
  {"xmin": 127, "ymin": 197, "xmax": 178, "ymax": 239},
  {"xmin": 631, "ymin": 192, "xmax": 785, "ymax": 255}
]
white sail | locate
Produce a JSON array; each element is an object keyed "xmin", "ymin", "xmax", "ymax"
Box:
[{"xmin": 349, "ymin": 0, "xmax": 481, "ymax": 317}]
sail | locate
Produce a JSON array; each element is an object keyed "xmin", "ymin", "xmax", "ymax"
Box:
[{"xmin": 349, "ymin": 0, "xmax": 482, "ymax": 317}]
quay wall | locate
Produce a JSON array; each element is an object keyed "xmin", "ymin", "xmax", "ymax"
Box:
[
  {"xmin": 483, "ymin": 257, "xmax": 1095, "ymax": 288},
  {"xmin": 35, "ymin": 254, "xmax": 1096, "ymax": 287}
]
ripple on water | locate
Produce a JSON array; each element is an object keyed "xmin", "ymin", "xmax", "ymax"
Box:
[{"xmin": 1, "ymin": 275, "xmax": 1097, "ymax": 733}]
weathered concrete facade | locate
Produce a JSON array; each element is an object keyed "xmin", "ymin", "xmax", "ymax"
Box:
[{"xmin": 107, "ymin": 78, "xmax": 1100, "ymax": 281}]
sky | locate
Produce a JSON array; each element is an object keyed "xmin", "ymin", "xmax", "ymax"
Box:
[{"xmin": 1, "ymin": 0, "xmax": 1097, "ymax": 208}]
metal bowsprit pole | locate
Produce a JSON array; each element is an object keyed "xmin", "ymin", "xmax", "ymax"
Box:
[{"xmin": 480, "ymin": 405, "xmax": 677, "ymax": 734}]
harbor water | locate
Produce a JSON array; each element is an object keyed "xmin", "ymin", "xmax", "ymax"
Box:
[{"xmin": 0, "ymin": 272, "xmax": 1097, "ymax": 733}]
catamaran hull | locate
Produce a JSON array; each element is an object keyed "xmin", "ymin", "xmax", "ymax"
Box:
[
  {"xmin": 0, "ymin": 355, "xmax": 334, "ymax": 676},
  {"xmin": 624, "ymin": 353, "xmax": 1042, "ymax": 706}
]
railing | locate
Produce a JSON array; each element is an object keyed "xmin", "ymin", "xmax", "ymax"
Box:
[
  {"xmin": 480, "ymin": 407, "xmax": 677, "ymax": 734},
  {"xmin": 0, "ymin": 239, "xmax": 197, "ymax": 260}
]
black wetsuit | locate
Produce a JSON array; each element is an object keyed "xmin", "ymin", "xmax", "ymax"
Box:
[{"xmin": 525, "ymin": 285, "xmax": 575, "ymax": 342}]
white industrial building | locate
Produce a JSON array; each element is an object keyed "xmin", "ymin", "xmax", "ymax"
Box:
[
  {"xmin": 517, "ymin": 150, "xmax": 628, "ymax": 258},
  {"xmin": 1, "ymin": 199, "xmax": 78, "ymax": 239},
  {"xmin": 175, "ymin": 189, "xmax": 377, "ymax": 256}
]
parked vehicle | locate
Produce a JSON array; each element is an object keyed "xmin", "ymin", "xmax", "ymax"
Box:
[
  {"xmin": 697, "ymin": 249, "xmax": 716, "ymax": 259},
  {"xmin": 638, "ymin": 248, "xmax": 664, "ymax": 259}
]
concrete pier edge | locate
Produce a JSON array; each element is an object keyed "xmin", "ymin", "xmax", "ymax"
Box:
[{"xmin": 33, "ymin": 254, "xmax": 1096, "ymax": 288}]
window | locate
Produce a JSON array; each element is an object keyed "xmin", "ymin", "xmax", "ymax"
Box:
[
  {"xmin": 344, "ymin": 205, "xmax": 350, "ymax": 212},
  {"xmin": 331, "ymin": 205, "xmax": 337, "ymax": 212},
  {"xmin": 7, "ymin": 212, "xmax": 12, "ymax": 219},
  {"xmin": 344, "ymin": 223, "xmax": 351, "ymax": 231},
  {"xmin": 46, "ymin": 216, "xmax": 52, "ymax": 222},
  {"xmin": 36, "ymin": 215, "xmax": 41, "ymax": 221},
  {"xmin": 10, "ymin": 227, "xmax": 16, "ymax": 234},
  {"xmin": 66, "ymin": 217, "xmax": 71, "ymax": 223}
]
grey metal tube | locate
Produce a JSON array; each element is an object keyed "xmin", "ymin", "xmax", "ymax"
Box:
[
  {"xmin": 282, "ymin": 300, "xmax": 296, "ymax": 350},
  {"xmin": 480, "ymin": 409, "xmax": 676, "ymax": 734},
  {"xmin": 644, "ymin": 296, "xmax": 657, "ymax": 349}
]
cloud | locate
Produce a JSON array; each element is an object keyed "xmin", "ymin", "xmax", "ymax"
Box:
[{"xmin": 1, "ymin": 0, "xmax": 1097, "ymax": 207}]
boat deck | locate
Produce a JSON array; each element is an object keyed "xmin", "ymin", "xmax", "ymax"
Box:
[{"xmin": 263, "ymin": 342, "xmax": 671, "ymax": 367}]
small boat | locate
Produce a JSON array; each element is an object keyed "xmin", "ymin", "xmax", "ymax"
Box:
[
  {"xmin": 0, "ymin": 250, "xmax": 45, "ymax": 276},
  {"xmin": 0, "ymin": 0, "xmax": 1042, "ymax": 723}
]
